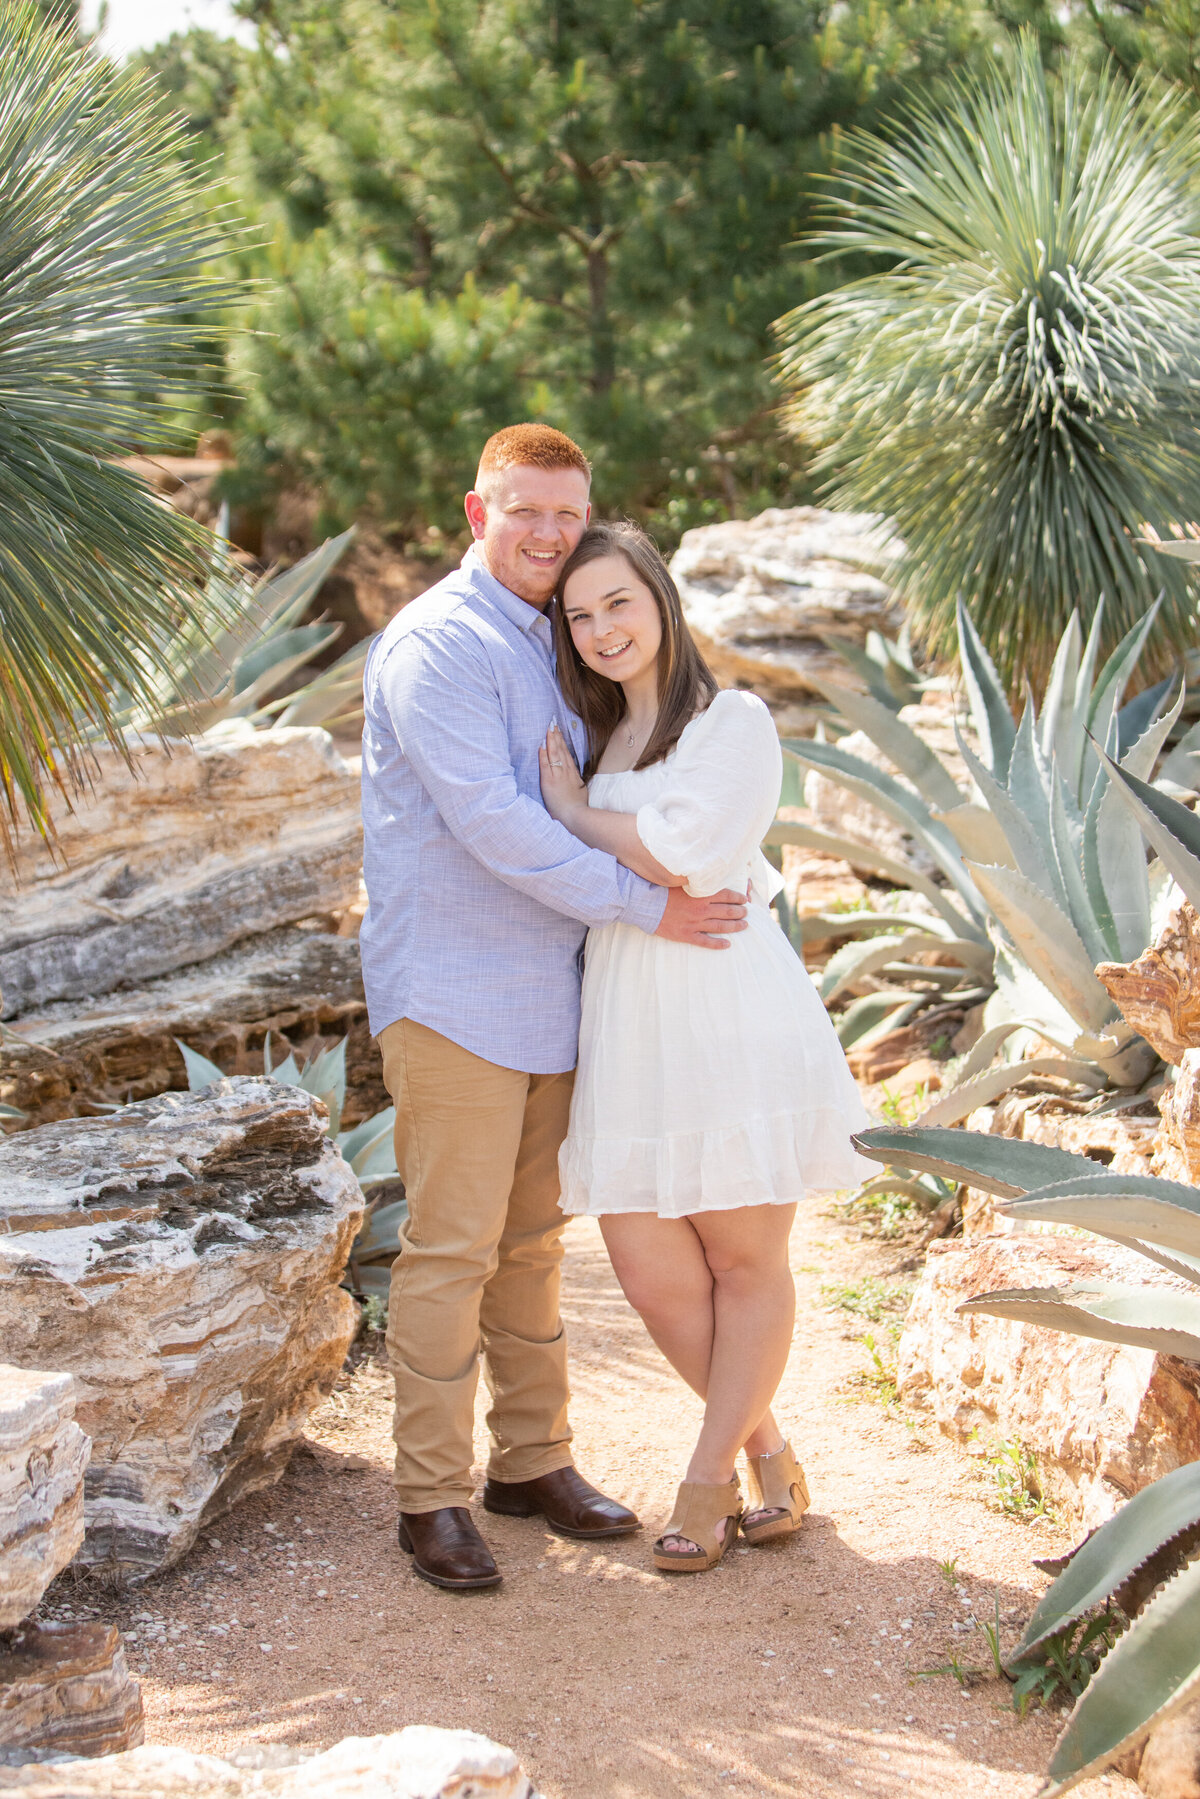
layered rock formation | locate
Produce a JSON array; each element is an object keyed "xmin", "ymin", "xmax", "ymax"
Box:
[
  {"xmin": 959, "ymin": 1095, "xmax": 1159, "ymax": 1236},
  {"xmin": 0, "ymin": 1625, "xmax": 143, "ymax": 1762},
  {"xmin": 0, "ymin": 728, "xmax": 361, "ymax": 1018},
  {"xmin": 0, "ymin": 1079, "xmax": 363, "ymax": 1580},
  {"xmin": 1098, "ymin": 900, "xmax": 1200, "ymax": 1066},
  {"xmin": 898, "ymin": 1235, "xmax": 1200, "ymax": 1525},
  {"xmin": 0, "ymin": 928, "xmax": 383, "ymax": 1133},
  {"xmin": 670, "ymin": 507, "xmax": 903, "ymax": 730},
  {"xmin": 0, "ymin": 1369, "xmax": 88, "ymax": 1629},
  {"xmin": 0, "ymin": 1727, "xmax": 540, "ymax": 1796}
]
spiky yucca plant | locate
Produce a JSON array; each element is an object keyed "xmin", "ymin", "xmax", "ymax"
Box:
[
  {"xmin": 776, "ymin": 35, "xmax": 1200, "ymax": 692},
  {"xmin": 0, "ymin": 3, "xmax": 233, "ymax": 848}
]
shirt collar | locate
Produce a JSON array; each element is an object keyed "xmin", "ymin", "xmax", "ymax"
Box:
[{"xmin": 462, "ymin": 546, "xmax": 553, "ymax": 638}]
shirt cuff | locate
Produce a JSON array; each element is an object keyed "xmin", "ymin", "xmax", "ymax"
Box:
[{"xmin": 619, "ymin": 875, "xmax": 668, "ymax": 935}]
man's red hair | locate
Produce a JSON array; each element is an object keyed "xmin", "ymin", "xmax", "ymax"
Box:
[{"xmin": 475, "ymin": 424, "xmax": 591, "ymax": 492}]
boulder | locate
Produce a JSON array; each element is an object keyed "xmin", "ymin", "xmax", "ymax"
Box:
[
  {"xmin": 0, "ymin": 1624, "xmax": 143, "ymax": 1762},
  {"xmin": 0, "ymin": 1079, "xmax": 363, "ymax": 1581},
  {"xmin": 670, "ymin": 507, "xmax": 903, "ymax": 722},
  {"xmin": 1136, "ymin": 1699, "xmax": 1200, "ymax": 1798},
  {"xmin": 1156, "ymin": 1049, "xmax": 1200, "ymax": 1183},
  {"xmin": 960, "ymin": 1096, "xmax": 1159, "ymax": 1237},
  {"xmin": 0, "ymin": 1727, "xmax": 539, "ymax": 1796},
  {"xmin": 0, "ymin": 928, "xmax": 385, "ymax": 1133},
  {"xmin": 898, "ymin": 1234, "xmax": 1200, "ymax": 1526},
  {"xmin": 0, "ymin": 1369, "xmax": 89, "ymax": 1630},
  {"xmin": 1098, "ymin": 900, "xmax": 1200, "ymax": 1067},
  {"xmin": 0, "ymin": 728, "xmax": 361, "ymax": 1018}
]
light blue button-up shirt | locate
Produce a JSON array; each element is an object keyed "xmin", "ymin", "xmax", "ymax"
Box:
[{"xmin": 359, "ymin": 548, "xmax": 668, "ymax": 1073}]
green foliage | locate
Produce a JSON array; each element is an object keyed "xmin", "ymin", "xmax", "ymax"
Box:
[
  {"xmin": 972, "ymin": 1432, "xmax": 1052, "ymax": 1519},
  {"xmin": 776, "ymin": 36, "xmax": 1200, "ymax": 692},
  {"xmin": 787, "ymin": 599, "xmax": 1184, "ymax": 1108},
  {"xmin": 0, "ymin": 2, "xmax": 236, "ymax": 848},
  {"xmin": 1009, "ymin": 1616, "xmax": 1118, "ymax": 1716},
  {"xmin": 819, "ymin": 1276, "xmax": 912, "ymax": 1322}
]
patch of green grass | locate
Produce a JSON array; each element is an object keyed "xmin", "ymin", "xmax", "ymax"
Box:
[
  {"xmin": 915, "ymin": 1655, "xmax": 982, "ymax": 1688},
  {"xmin": 877, "ymin": 1083, "xmax": 930, "ymax": 1127},
  {"xmin": 821, "ymin": 1276, "xmax": 913, "ymax": 1325},
  {"xmin": 850, "ymin": 1331, "xmax": 899, "ymax": 1407},
  {"xmin": 828, "ymin": 894, "xmax": 875, "ymax": 915},
  {"xmin": 972, "ymin": 1432, "xmax": 1054, "ymax": 1521},
  {"xmin": 361, "ymin": 1295, "xmax": 388, "ymax": 1334},
  {"xmin": 938, "ymin": 1557, "xmax": 959, "ymax": 1587}
]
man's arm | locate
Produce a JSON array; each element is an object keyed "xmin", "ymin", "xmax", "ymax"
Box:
[{"xmin": 379, "ymin": 624, "xmax": 667, "ymax": 932}]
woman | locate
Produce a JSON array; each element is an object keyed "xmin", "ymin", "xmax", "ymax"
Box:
[{"xmin": 539, "ymin": 521, "xmax": 871, "ymax": 1575}]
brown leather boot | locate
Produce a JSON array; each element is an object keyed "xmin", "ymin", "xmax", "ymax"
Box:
[
  {"xmin": 397, "ymin": 1507, "xmax": 502, "ymax": 1590},
  {"xmin": 482, "ymin": 1466, "xmax": 640, "ymax": 1539}
]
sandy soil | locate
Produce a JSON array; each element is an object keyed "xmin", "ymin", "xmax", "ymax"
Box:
[{"xmin": 45, "ymin": 1205, "xmax": 1139, "ymax": 1799}]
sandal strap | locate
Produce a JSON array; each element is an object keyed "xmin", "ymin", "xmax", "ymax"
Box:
[
  {"xmin": 659, "ymin": 1478, "xmax": 741, "ymax": 1556},
  {"xmin": 746, "ymin": 1442, "xmax": 808, "ymax": 1517}
]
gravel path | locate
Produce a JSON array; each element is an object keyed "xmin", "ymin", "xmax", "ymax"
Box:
[{"xmin": 55, "ymin": 1206, "xmax": 1139, "ymax": 1799}]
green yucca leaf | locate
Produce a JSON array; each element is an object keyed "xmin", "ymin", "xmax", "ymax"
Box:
[
  {"xmin": 776, "ymin": 36, "xmax": 1200, "ymax": 693},
  {"xmin": 0, "ymin": 3, "xmax": 238, "ymax": 848}
]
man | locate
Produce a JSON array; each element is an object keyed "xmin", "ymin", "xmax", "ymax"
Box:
[{"xmin": 360, "ymin": 423, "xmax": 748, "ymax": 1591}]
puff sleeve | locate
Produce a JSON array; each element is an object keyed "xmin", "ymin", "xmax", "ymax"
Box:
[{"xmin": 635, "ymin": 691, "xmax": 783, "ymax": 898}]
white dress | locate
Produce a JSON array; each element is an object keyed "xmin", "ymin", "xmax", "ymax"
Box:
[{"xmin": 559, "ymin": 690, "xmax": 873, "ymax": 1218}]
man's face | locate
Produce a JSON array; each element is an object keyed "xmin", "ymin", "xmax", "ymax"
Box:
[{"xmin": 464, "ymin": 465, "xmax": 591, "ymax": 607}]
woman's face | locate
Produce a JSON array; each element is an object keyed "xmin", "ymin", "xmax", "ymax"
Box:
[{"xmin": 560, "ymin": 553, "xmax": 663, "ymax": 685}]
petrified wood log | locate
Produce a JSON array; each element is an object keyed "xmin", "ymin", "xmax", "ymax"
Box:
[
  {"xmin": 0, "ymin": 1726, "xmax": 538, "ymax": 1795},
  {"xmin": 1097, "ymin": 901, "xmax": 1200, "ymax": 1068},
  {"xmin": 0, "ymin": 1370, "xmax": 88, "ymax": 1630},
  {"xmin": 0, "ymin": 728, "xmax": 361, "ymax": 1018},
  {"xmin": 0, "ymin": 929, "xmax": 385, "ymax": 1132},
  {"xmin": 0, "ymin": 1079, "xmax": 363, "ymax": 1581},
  {"xmin": 0, "ymin": 1623, "xmax": 142, "ymax": 1761}
]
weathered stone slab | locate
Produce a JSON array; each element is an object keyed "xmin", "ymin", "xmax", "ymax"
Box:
[
  {"xmin": 1156, "ymin": 1048, "xmax": 1200, "ymax": 1183},
  {"xmin": 0, "ymin": 1727, "xmax": 539, "ymax": 1796},
  {"xmin": 0, "ymin": 1623, "xmax": 142, "ymax": 1762},
  {"xmin": 0, "ymin": 1079, "xmax": 363, "ymax": 1580},
  {"xmin": 671, "ymin": 507, "xmax": 903, "ymax": 713},
  {"xmin": 0, "ymin": 1369, "xmax": 88, "ymax": 1630},
  {"xmin": 0, "ymin": 928, "xmax": 385, "ymax": 1133},
  {"xmin": 898, "ymin": 1234, "xmax": 1200, "ymax": 1526},
  {"xmin": 0, "ymin": 728, "xmax": 361, "ymax": 1018},
  {"xmin": 1098, "ymin": 900, "xmax": 1200, "ymax": 1067}
]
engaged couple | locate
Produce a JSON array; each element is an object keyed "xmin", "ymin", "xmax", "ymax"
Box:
[{"xmin": 359, "ymin": 424, "xmax": 869, "ymax": 1591}]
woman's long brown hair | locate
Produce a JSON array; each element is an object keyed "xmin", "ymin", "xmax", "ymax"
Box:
[{"xmin": 552, "ymin": 522, "xmax": 718, "ymax": 779}]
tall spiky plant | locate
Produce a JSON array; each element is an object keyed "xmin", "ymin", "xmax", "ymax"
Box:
[
  {"xmin": 0, "ymin": 2, "xmax": 234, "ymax": 851},
  {"xmin": 775, "ymin": 36, "xmax": 1200, "ymax": 693}
]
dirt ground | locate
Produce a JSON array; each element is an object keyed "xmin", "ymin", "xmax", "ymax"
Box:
[{"xmin": 45, "ymin": 1205, "xmax": 1139, "ymax": 1799}]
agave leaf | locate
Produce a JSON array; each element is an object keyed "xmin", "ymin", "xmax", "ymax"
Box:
[
  {"xmin": 1086, "ymin": 599, "xmax": 1164, "ymax": 777},
  {"xmin": 1012, "ymin": 1462, "xmax": 1200, "ymax": 1663},
  {"xmin": 989, "ymin": 934, "xmax": 1088, "ymax": 1048},
  {"xmin": 1070, "ymin": 599, "xmax": 1107, "ymax": 797},
  {"xmin": 834, "ymin": 992, "xmax": 923, "ymax": 1048},
  {"xmin": 956, "ymin": 596, "xmax": 1015, "ymax": 779},
  {"xmin": 934, "ymin": 802, "xmax": 1017, "ymax": 869},
  {"xmin": 1117, "ymin": 675, "xmax": 1178, "ymax": 761},
  {"xmin": 174, "ymin": 1039, "xmax": 226, "ymax": 1091},
  {"xmin": 954, "ymin": 731, "xmax": 1055, "ymax": 893},
  {"xmin": 269, "ymin": 1050, "xmax": 303, "ymax": 1087},
  {"xmin": 799, "ymin": 911, "xmax": 959, "ymax": 944},
  {"xmin": 1040, "ymin": 613, "xmax": 1082, "ymax": 777},
  {"xmin": 851, "ymin": 1124, "xmax": 1098, "ymax": 1196},
  {"xmin": 1094, "ymin": 740, "xmax": 1200, "ymax": 913},
  {"xmin": 275, "ymin": 638, "xmax": 371, "ymax": 730},
  {"xmin": 821, "ymin": 929, "xmax": 991, "ymax": 1002},
  {"xmin": 958, "ymin": 1282, "xmax": 1200, "ymax": 1360},
  {"xmin": 351, "ymin": 1197, "xmax": 408, "ymax": 1259},
  {"xmin": 1122, "ymin": 682, "xmax": 1184, "ymax": 783},
  {"xmin": 1049, "ymin": 766, "xmax": 1111, "ymax": 968},
  {"xmin": 1043, "ymin": 1557, "xmax": 1200, "ymax": 1796},
  {"xmin": 764, "ymin": 810, "xmax": 985, "ymax": 941},
  {"xmin": 807, "ymin": 677, "xmax": 964, "ymax": 811},
  {"xmin": 914, "ymin": 1057, "xmax": 1104, "ymax": 1127},
  {"xmin": 336, "ymin": 1109, "xmax": 396, "ymax": 1163},
  {"xmin": 953, "ymin": 1018, "xmax": 1038, "ymax": 1083},
  {"xmin": 855, "ymin": 1174, "xmax": 951, "ymax": 1205},
  {"xmin": 1159, "ymin": 719, "xmax": 1200, "ymax": 794},
  {"xmin": 1073, "ymin": 1233, "xmax": 1200, "ymax": 1289},
  {"xmin": 965, "ymin": 863, "xmax": 1116, "ymax": 1033},
  {"xmin": 999, "ymin": 1172, "xmax": 1200, "ymax": 1261},
  {"xmin": 818, "ymin": 635, "xmax": 907, "ymax": 711},
  {"xmin": 1086, "ymin": 763, "xmax": 1152, "ymax": 964}
]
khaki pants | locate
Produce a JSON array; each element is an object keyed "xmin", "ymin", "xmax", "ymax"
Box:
[{"xmin": 379, "ymin": 1018, "xmax": 576, "ymax": 1512}]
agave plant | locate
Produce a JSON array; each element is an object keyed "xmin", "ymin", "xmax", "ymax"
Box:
[
  {"xmin": 856, "ymin": 1120, "xmax": 1200, "ymax": 1788},
  {"xmin": 0, "ymin": 4, "xmax": 236, "ymax": 851},
  {"xmin": 778, "ymin": 598, "xmax": 1197, "ymax": 1117},
  {"xmin": 177, "ymin": 1035, "xmax": 406, "ymax": 1301},
  {"xmin": 775, "ymin": 33, "xmax": 1200, "ymax": 694}
]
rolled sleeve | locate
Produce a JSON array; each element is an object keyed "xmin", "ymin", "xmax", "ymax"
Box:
[{"xmin": 382, "ymin": 625, "xmax": 667, "ymax": 932}]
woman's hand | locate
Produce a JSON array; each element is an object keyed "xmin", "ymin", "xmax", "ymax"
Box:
[{"xmin": 539, "ymin": 723, "xmax": 588, "ymax": 826}]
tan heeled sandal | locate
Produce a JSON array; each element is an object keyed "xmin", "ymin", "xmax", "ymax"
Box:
[
  {"xmin": 652, "ymin": 1478, "xmax": 742, "ymax": 1574},
  {"xmin": 741, "ymin": 1441, "xmax": 810, "ymax": 1545}
]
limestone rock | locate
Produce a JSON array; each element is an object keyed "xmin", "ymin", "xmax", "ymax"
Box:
[
  {"xmin": 0, "ymin": 1727, "xmax": 539, "ymax": 1796},
  {"xmin": 0, "ymin": 1079, "xmax": 364, "ymax": 1580},
  {"xmin": 670, "ymin": 507, "xmax": 903, "ymax": 711},
  {"xmin": 804, "ymin": 693, "xmax": 974, "ymax": 874},
  {"xmin": 0, "ymin": 1370, "xmax": 88, "ymax": 1630},
  {"xmin": 898, "ymin": 1234, "xmax": 1200, "ymax": 1525},
  {"xmin": 1155, "ymin": 1049, "xmax": 1200, "ymax": 1184},
  {"xmin": 0, "ymin": 728, "xmax": 362, "ymax": 1018},
  {"xmin": 1137, "ymin": 1699, "xmax": 1200, "ymax": 1798},
  {"xmin": 0, "ymin": 928, "xmax": 385, "ymax": 1133},
  {"xmin": 1098, "ymin": 901, "xmax": 1200, "ymax": 1067},
  {"xmin": 0, "ymin": 1624, "xmax": 142, "ymax": 1762}
]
